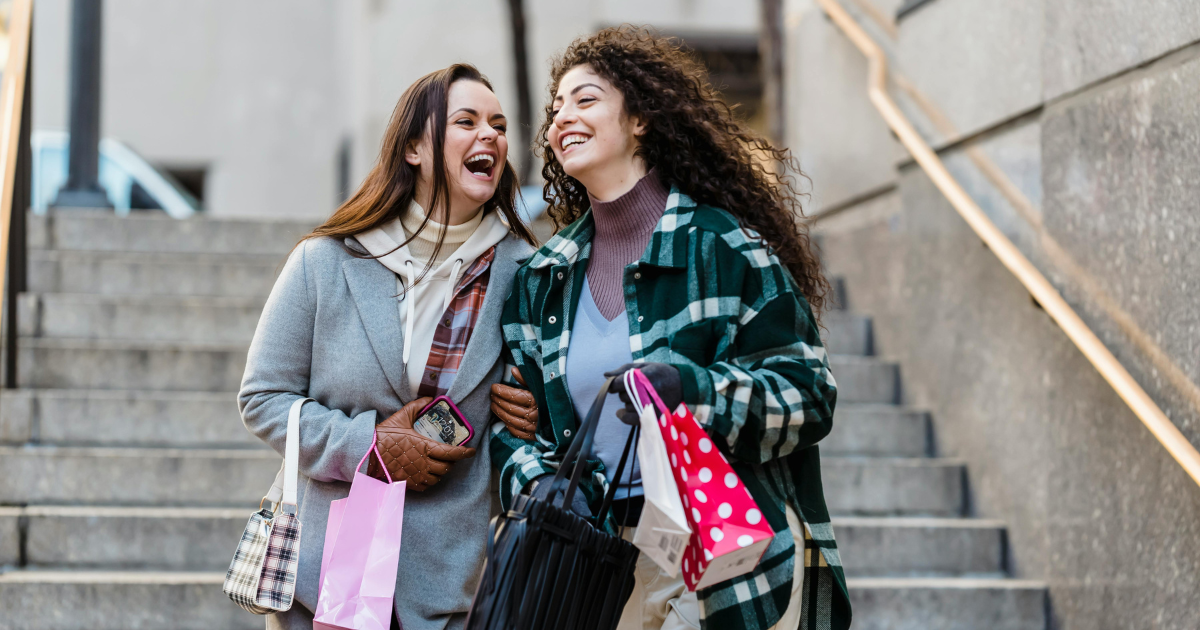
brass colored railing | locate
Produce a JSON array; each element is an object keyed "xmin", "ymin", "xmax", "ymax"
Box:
[
  {"xmin": 814, "ymin": 0, "xmax": 1200, "ymax": 488},
  {"xmin": 0, "ymin": 0, "xmax": 32, "ymax": 391}
]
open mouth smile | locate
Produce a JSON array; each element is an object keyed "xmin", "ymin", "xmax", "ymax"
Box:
[
  {"xmin": 560, "ymin": 133, "xmax": 591, "ymax": 154},
  {"xmin": 464, "ymin": 152, "xmax": 496, "ymax": 179}
]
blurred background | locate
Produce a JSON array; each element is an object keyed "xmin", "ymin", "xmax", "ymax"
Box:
[{"xmin": 1, "ymin": 1, "xmax": 1199, "ymax": 629}]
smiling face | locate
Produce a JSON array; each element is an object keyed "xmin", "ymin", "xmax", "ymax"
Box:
[
  {"xmin": 547, "ymin": 65, "xmax": 647, "ymax": 200},
  {"xmin": 407, "ymin": 79, "xmax": 508, "ymax": 223}
]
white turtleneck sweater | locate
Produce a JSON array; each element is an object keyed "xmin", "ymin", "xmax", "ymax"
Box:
[{"xmin": 356, "ymin": 201, "xmax": 510, "ymax": 394}]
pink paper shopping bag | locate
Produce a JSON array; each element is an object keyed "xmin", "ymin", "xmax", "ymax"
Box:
[
  {"xmin": 630, "ymin": 369, "xmax": 774, "ymax": 591},
  {"xmin": 314, "ymin": 435, "xmax": 407, "ymax": 630}
]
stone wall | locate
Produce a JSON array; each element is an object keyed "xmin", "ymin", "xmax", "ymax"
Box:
[{"xmin": 790, "ymin": 0, "xmax": 1200, "ymax": 627}]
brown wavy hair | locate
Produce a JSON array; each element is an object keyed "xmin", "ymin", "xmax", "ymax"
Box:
[
  {"xmin": 537, "ymin": 26, "xmax": 829, "ymax": 317},
  {"xmin": 302, "ymin": 64, "xmax": 534, "ymax": 280}
]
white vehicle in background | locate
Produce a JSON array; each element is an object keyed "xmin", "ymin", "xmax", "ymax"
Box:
[{"xmin": 31, "ymin": 130, "xmax": 200, "ymax": 218}]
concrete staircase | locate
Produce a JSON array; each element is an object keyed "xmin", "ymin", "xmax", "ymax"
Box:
[
  {"xmin": 0, "ymin": 211, "xmax": 1045, "ymax": 628},
  {"xmin": 822, "ymin": 283, "xmax": 1048, "ymax": 630},
  {"xmin": 0, "ymin": 211, "xmax": 312, "ymax": 629}
]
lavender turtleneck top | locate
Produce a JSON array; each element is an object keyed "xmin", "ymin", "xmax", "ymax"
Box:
[{"xmin": 586, "ymin": 169, "xmax": 670, "ymax": 320}]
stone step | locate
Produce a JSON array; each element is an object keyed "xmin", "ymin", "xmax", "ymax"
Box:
[
  {"xmin": 830, "ymin": 355, "xmax": 900, "ymax": 404},
  {"xmin": 847, "ymin": 577, "xmax": 1047, "ymax": 630},
  {"xmin": 13, "ymin": 506, "xmax": 247, "ymax": 571},
  {"xmin": 18, "ymin": 293, "xmax": 265, "ymax": 343},
  {"xmin": 824, "ymin": 405, "xmax": 930, "ymax": 457},
  {"xmin": 10, "ymin": 338, "xmax": 896, "ymax": 401},
  {"xmin": 29, "ymin": 210, "xmax": 317, "ymax": 255},
  {"xmin": 15, "ymin": 338, "xmax": 247, "ymax": 391},
  {"xmin": 822, "ymin": 311, "xmax": 873, "ymax": 356},
  {"xmin": 28, "ymin": 249, "xmax": 283, "ymax": 297},
  {"xmin": 833, "ymin": 517, "xmax": 1006, "ymax": 577},
  {"xmin": 0, "ymin": 507, "xmax": 18, "ymax": 565},
  {"xmin": 0, "ymin": 571, "xmax": 259, "ymax": 630},
  {"xmin": 0, "ymin": 389, "xmax": 256, "ymax": 447},
  {"xmin": 0, "ymin": 446, "xmax": 278, "ymax": 505},
  {"xmin": 824, "ymin": 457, "xmax": 965, "ymax": 517}
]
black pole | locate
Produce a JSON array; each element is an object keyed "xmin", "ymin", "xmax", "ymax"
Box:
[
  {"xmin": 5, "ymin": 28, "xmax": 32, "ymax": 389},
  {"xmin": 53, "ymin": 0, "xmax": 111, "ymax": 208},
  {"xmin": 760, "ymin": 0, "xmax": 786, "ymax": 146},
  {"xmin": 505, "ymin": 0, "xmax": 534, "ymax": 184}
]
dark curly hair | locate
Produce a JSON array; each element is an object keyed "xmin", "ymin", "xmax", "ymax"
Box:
[{"xmin": 537, "ymin": 25, "xmax": 829, "ymax": 318}]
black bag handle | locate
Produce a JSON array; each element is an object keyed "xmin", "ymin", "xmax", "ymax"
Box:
[
  {"xmin": 546, "ymin": 375, "xmax": 626, "ymax": 513},
  {"xmin": 596, "ymin": 421, "xmax": 638, "ymax": 531}
]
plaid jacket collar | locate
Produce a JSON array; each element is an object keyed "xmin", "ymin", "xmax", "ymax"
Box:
[{"xmin": 527, "ymin": 188, "xmax": 695, "ymax": 271}]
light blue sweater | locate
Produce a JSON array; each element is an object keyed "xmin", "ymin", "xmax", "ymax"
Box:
[{"xmin": 564, "ymin": 278, "xmax": 642, "ymax": 500}]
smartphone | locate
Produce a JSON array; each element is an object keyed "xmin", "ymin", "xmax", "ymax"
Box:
[{"xmin": 412, "ymin": 396, "xmax": 474, "ymax": 446}]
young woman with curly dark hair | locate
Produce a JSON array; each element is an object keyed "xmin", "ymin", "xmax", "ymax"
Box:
[{"xmin": 490, "ymin": 26, "xmax": 850, "ymax": 630}]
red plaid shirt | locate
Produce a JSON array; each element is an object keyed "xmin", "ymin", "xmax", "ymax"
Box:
[{"xmin": 415, "ymin": 246, "xmax": 496, "ymax": 398}]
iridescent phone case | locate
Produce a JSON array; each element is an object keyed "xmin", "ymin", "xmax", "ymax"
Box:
[{"xmin": 412, "ymin": 396, "xmax": 473, "ymax": 446}]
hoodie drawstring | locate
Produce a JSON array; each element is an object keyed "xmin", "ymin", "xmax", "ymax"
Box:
[{"xmin": 401, "ymin": 257, "xmax": 465, "ymax": 372}]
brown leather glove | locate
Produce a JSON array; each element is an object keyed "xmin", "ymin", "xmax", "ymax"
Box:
[
  {"xmin": 490, "ymin": 368, "xmax": 538, "ymax": 441},
  {"xmin": 368, "ymin": 397, "xmax": 476, "ymax": 491}
]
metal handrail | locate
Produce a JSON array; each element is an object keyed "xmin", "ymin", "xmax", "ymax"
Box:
[
  {"xmin": 0, "ymin": 0, "xmax": 33, "ymax": 391},
  {"xmin": 814, "ymin": 0, "xmax": 1200, "ymax": 489}
]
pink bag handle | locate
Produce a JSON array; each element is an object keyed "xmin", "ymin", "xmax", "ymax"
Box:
[
  {"xmin": 356, "ymin": 430, "xmax": 393, "ymax": 484},
  {"xmin": 630, "ymin": 368, "xmax": 673, "ymax": 418}
]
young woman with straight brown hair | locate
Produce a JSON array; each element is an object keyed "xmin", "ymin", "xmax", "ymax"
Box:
[
  {"xmin": 240, "ymin": 63, "xmax": 539, "ymax": 630},
  {"xmin": 491, "ymin": 27, "xmax": 851, "ymax": 630}
]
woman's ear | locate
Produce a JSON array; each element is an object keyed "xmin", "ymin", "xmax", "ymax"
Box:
[
  {"xmin": 404, "ymin": 140, "xmax": 421, "ymax": 166},
  {"xmin": 630, "ymin": 115, "xmax": 648, "ymax": 138}
]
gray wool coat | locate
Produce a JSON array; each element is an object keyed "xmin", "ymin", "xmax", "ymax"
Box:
[{"xmin": 239, "ymin": 231, "xmax": 532, "ymax": 630}]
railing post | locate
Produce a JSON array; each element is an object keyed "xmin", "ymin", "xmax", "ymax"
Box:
[
  {"xmin": 53, "ymin": 0, "xmax": 111, "ymax": 209},
  {"xmin": 5, "ymin": 32, "xmax": 32, "ymax": 390}
]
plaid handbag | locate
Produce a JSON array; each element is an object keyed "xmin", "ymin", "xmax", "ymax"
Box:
[{"xmin": 224, "ymin": 397, "xmax": 310, "ymax": 614}]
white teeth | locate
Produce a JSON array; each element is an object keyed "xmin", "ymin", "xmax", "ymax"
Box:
[
  {"xmin": 561, "ymin": 134, "xmax": 589, "ymax": 149},
  {"xmin": 466, "ymin": 154, "xmax": 494, "ymax": 166}
]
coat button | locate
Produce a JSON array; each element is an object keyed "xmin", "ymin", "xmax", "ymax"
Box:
[
  {"xmin": 550, "ymin": 371, "xmax": 557, "ymax": 379},
  {"xmin": 637, "ymin": 316, "xmax": 644, "ymax": 322},
  {"xmin": 443, "ymin": 317, "xmax": 451, "ymax": 326},
  {"xmin": 557, "ymin": 272, "xmax": 564, "ymax": 280},
  {"xmin": 563, "ymin": 429, "xmax": 572, "ymax": 438},
  {"xmin": 633, "ymin": 272, "xmax": 642, "ymax": 280},
  {"xmin": 548, "ymin": 316, "xmax": 557, "ymax": 324}
]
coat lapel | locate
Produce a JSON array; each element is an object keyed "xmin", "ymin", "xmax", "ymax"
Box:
[
  {"xmin": 342, "ymin": 257, "xmax": 414, "ymax": 402},
  {"xmin": 446, "ymin": 235, "xmax": 528, "ymax": 403}
]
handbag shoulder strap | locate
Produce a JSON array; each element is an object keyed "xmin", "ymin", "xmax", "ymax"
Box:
[
  {"xmin": 545, "ymin": 376, "xmax": 615, "ymax": 511},
  {"xmin": 266, "ymin": 397, "xmax": 312, "ymax": 508}
]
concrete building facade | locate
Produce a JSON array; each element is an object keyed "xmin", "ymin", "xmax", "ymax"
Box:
[
  {"xmin": 32, "ymin": 0, "xmax": 758, "ymax": 219},
  {"xmin": 791, "ymin": 0, "xmax": 1200, "ymax": 627}
]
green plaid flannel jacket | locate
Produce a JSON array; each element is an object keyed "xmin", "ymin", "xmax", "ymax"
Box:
[{"xmin": 490, "ymin": 190, "xmax": 851, "ymax": 630}]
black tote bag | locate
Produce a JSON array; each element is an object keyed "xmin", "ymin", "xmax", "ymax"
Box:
[{"xmin": 466, "ymin": 376, "xmax": 640, "ymax": 630}]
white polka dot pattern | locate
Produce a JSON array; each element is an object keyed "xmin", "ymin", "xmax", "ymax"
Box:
[{"xmin": 627, "ymin": 369, "xmax": 774, "ymax": 592}]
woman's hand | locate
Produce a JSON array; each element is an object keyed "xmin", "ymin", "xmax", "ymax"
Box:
[
  {"xmin": 490, "ymin": 368, "xmax": 539, "ymax": 440},
  {"xmin": 605, "ymin": 362, "xmax": 683, "ymax": 425},
  {"xmin": 368, "ymin": 397, "xmax": 476, "ymax": 491}
]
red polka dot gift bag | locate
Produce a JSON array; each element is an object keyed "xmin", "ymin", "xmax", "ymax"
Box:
[{"xmin": 627, "ymin": 369, "xmax": 774, "ymax": 591}]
